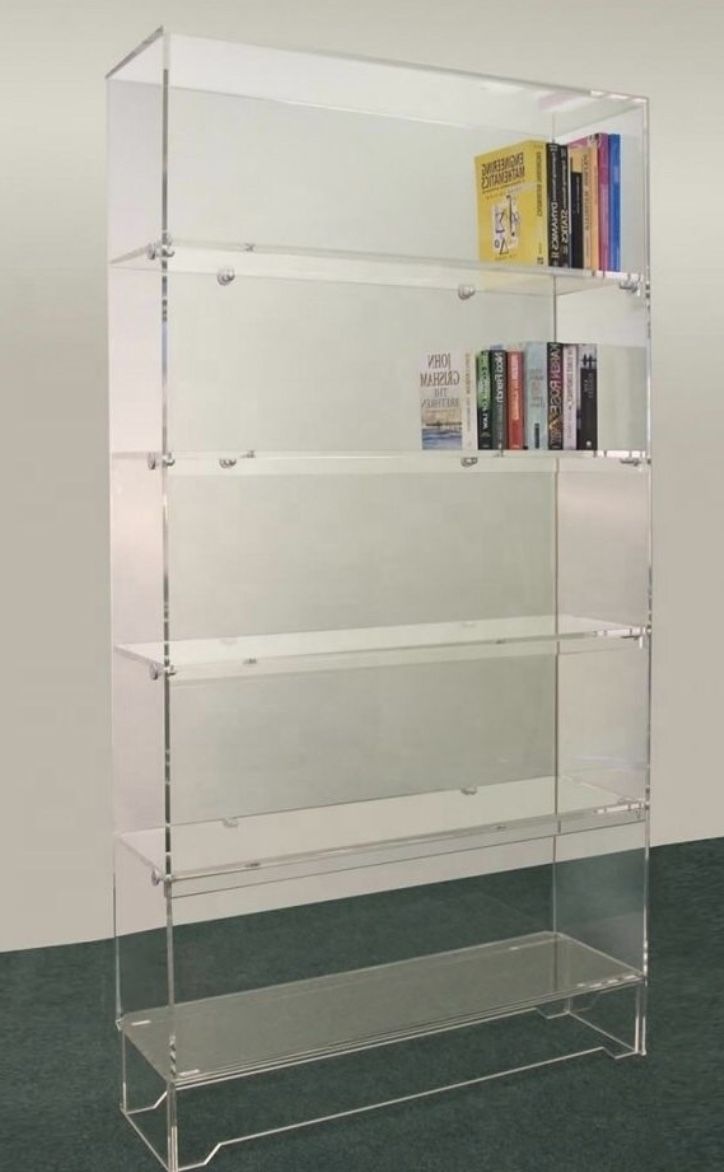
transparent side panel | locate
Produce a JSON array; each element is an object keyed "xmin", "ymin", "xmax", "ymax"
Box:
[
  {"xmin": 556, "ymin": 822, "xmax": 648, "ymax": 974},
  {"xmin": 558, "ymin": 464, "xmax": 650, "ymax": 629},
  {"xmin": 107, "ymin": 33, "xmax": 165, "ymax": 259},
  {"xmin": 559, "ymin": 639, "xmax": 649, "ymax": 807},
  {"xmin": 109, "ymin": 269, "xmax": 163, "ymax": 453},
  {"xmin": 115, "ymin": 839, "xmax": 167, "ymax": 1019},
  {"xmin": 110, "ymin": 459, "xmax": 165, "ymax": 835}
]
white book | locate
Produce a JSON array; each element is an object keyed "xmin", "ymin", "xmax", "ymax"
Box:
[{"xmin": 419, "ymin": 350, "xmax": 477, "ymax": 450}]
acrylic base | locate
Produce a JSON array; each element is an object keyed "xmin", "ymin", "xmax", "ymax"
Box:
[{"xmin": 120, "ymin": 932, "xmax": 645, "ymax": 1171}]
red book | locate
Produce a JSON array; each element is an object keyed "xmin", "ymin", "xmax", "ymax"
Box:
[
  {"xmin": 597, "ymin": 133, "xmax": 610, "ymax": 271},
  {"xmin": 507, "ymin": 349, "xmax": 525, "ymax": 449}
]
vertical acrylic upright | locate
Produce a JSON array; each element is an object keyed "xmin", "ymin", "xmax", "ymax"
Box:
[{"xmin": 108, "ymin": 29, "xmax": 651, "ymax": 1171}]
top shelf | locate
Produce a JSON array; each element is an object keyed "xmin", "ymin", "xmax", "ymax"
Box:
[
  {"xmin": 108, "ymin": 31, "xmax": 646, "ymax": 138},
  {"xmin": 109, "ymin": 238, "xmax": 645, "ymax": 299}
]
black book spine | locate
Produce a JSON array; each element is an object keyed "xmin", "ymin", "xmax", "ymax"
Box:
[
  {"xmin": 546, "ymin": 143, "xmax": 562, "ymax": 267},
  {"xmin": 559, "ymin": 144, "xmax": 570, "ymax": 267},
  {"xmin": 547, "ymin": 342, "xmax": 563, "ymax": 449},
  {"xmin": 476, "ymin": 351, "xmax": 493, "ymax": 450},
  {"xmin": 490, "ymin": 348, "xmax": 507, "ymax": 451},
  {"xmin": 579, "ymin": 345, "xmax": 598, "ymax": 450},
  {"xmin": 570, "ymin": 169, "xmax": 584, "ymax": 269}
]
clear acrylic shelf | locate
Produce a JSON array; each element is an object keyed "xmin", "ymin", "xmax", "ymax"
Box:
[
  {"xmin": 117, "ymin": 450, "xmax": 650, "ymax": 476},
  {"xmin": 115, "ymin": 615, "xmax": 647, "ymax": 680},
  {"xmin": 109, "ymin": 30, "xmax": 645, "ymax": 137},
  {"xmin": 119, "ymin": 775, "xmax": 646, "ymax": 896},
  {"xmin": 121, "ymin": 931, "xmax": 643, "ymax": 1087},
  {"xmin": 109, "ymin": 238, "xmax": 645, "ymax": 299}
]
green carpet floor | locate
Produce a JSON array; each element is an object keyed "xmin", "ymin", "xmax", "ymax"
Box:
[{"xmin": 2, "ymin": 838, "xmax": 723, "ymax": 1171}]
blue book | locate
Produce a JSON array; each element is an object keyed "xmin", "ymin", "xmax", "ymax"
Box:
[
  {"xmin": 524, "ymin": 342, "xmax": 548, "ymax": 450},
  {"xmin": 609, "ymin": 134, "xmax": 621, "ymax": 271}
]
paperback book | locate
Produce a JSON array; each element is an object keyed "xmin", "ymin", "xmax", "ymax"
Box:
[
  {"xmin": 474, "ymin": 140, "xmax": 548, "ymax": 265},
  {"xmin": 419, "ymin": 351, "xmax": 476, "ymax": 450}
]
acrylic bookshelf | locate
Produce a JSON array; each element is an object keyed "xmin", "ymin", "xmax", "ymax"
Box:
[{"xmin": 108, "ymin": 29, "xmax": 651, "ymax": 1171}]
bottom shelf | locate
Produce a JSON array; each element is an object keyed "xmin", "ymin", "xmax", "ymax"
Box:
[{"xmin": 123, "ymin": 931, "xmax": 642, "ymax": 1088}]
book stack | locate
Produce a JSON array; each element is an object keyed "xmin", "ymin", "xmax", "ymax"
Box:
[
  {"xmin": 419, "ymin": 346, "xmax": 598, "ymax": 452},
  {"xmin": 474, "ymin": 136, "xmax": 621, "ymax": 270}
]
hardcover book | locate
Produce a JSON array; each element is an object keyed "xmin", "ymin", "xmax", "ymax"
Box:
[
  {"xmin": 547, "ymin": 342, "xmax": 564, "ymax": 449},
  {"xmin": 419, "ymin": 351, "xmax": 476, "ymax": 450},
  {"xmin": 474, "ymin": 140, "xmax": 548, "ymax": 265},
  {"xmin": 608, "ymin": 134, "xmax": 622, "ymax": 270},
  {"xmin": 559, "ymin": 143, "xmax": 571, "ymax": 268},
  {"xmin": 507, "ymin": 348, "xmax": 525, "ymax": 449},
  {"xmin": 476, "ymin": 350, "xmax": 493, "ymax": 449},
  {"xmin": 490, "ymin": 347, "xmax": 508, "ymax": 449},
  {"xmin": 597, "ymin": 133, "xmax": 610, "ymax": 270},
  {"xmin": 524, "ymin": 342, "xmax": 548, "ymax": 450},
  {"xmin": 562, "ymin": 343, "xmax": 578, "ymax": 450},
  {"xmin": 569, "ymin": 166, "xmax": 584, "ymax": 268},
  {"xmin": 579, "ymin": 344, "xmax": 598, "ymax": 450}
]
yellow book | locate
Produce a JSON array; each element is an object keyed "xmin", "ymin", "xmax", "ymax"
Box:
[{"xmin": 474, "ymin": 140, "xmax": 548, "ymax": 265}]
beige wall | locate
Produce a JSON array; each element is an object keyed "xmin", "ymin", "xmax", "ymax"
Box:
[{"xmin": 1, "ymin": 0, "xmax": 722, "ymax": 950}]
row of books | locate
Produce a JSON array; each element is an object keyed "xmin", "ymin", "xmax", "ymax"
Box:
[
  {"xmin": 419, "ymin": 345, "xmax": 598, "ymax": 452},
  {"xmin": 474, "ymin": 136, "xmax": 621, "ymax": 270}
]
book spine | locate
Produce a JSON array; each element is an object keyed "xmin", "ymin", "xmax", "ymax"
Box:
[
  {"xmin": 570, "ymin": 145, "xmax": 592, "ymax": 267},
  {"xmin": 609, "ymin": 133, "xmax": 621, "ymax": 271},
  {"xmin": 462, "ymin": 352, "xmax": 477, "ymax": 450},
  {"xmin": 476, "ymin": 351, "xmax": 493, "ymax": 449},
  {"xmin": 570, "ymin": 167, "xmax": 584, "ymax": 268},
  {"xmin": 559, "ymin": 144, "xmax": 570, "ymax": 267},
  {"xmin": 546, "ymin": 143, "xmax": 563, "ymax": 267},
  {"xmin": 588, "ymin": 138, "xmax": 600, "ymax": 269},
  {"xmin": 547, "ymin": 342, "xmax": 563, "ymax": 450},
  {"xmin": 598, "ymin": 134, "xmax": 610, "ymax": 270},
  {"xmin": 490, "ymin": 348, "xmax": 508, "ymax": 450},
  {"xmin": 534, "ymin": 141, "xmax": 548, "ymax": 266},
  {"xmin": 524, "ymin": 342, "xmax": 548, "ymax": 450},
  {"xmin": 562, "ymin": 343, "xmax": 578, "ymax": 450},
  {"xmin": 507, "ymin": 349, "xmax": 525, "ymax": 449},
  {"xmin": 579, "ymin": 344, "xmax": 598, "ymax": 450}
]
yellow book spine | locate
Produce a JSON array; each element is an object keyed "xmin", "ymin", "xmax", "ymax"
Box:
[
  {"xmin": 474, "ymin": 140, "xmax": 548, "ymax": 266},
  {"xmin": 587, "ymin": 138, "xmax": 600, "ymax": 269},
  {"xmin": 569, "ymin": 145, "xmax": 592, "ymax": 268}
]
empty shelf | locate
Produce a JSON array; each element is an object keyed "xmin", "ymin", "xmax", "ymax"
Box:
[
  {"xmin": 113, "ymin": 449, "xmax": 649, "ymax": 476},
  {"xmin": 115, "ymin": 614, "xmax": 646, "ymax": 680},
  {"xmin": 122, "ymin": 931, "xmax": 643, "ymax": 1086},
  {"xmin": 119, "ymin": 774, "xmax": 646, "ymax": 895}
]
